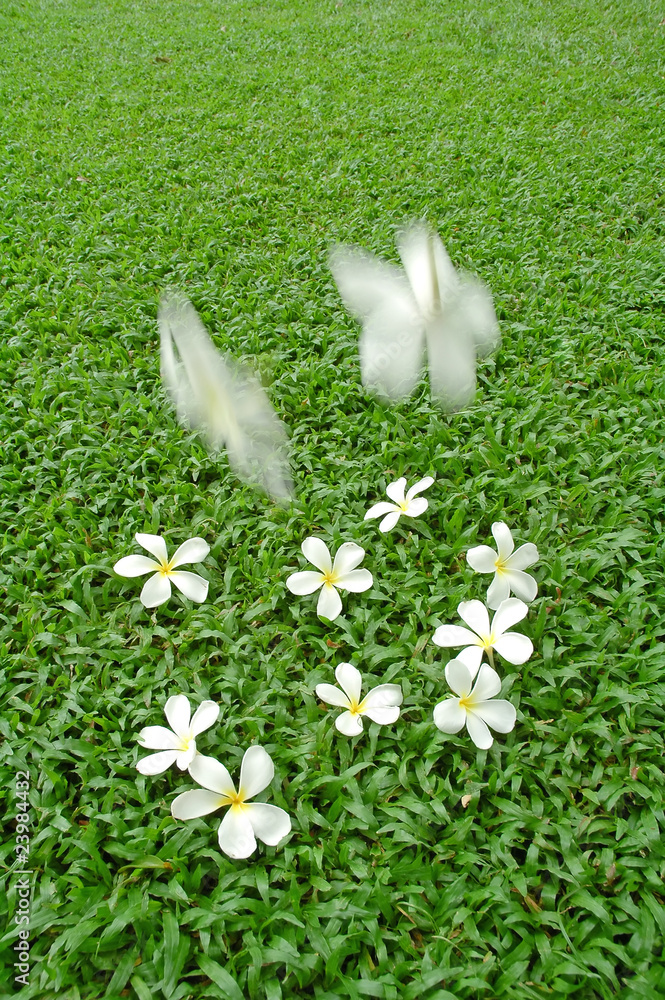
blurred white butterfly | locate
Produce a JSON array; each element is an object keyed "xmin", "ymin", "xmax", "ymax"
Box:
[
  {"xmin": 158, "ymin": 293, "xmax": 294, "ymax": 502},
  {"xmin": 330, "ymin": 222, "xmax": 500, "ymax": 410}
]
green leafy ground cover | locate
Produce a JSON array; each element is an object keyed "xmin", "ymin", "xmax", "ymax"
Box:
[{"xmin": 1, "ymin": 0, "xmax": 664, "ymax": 996}]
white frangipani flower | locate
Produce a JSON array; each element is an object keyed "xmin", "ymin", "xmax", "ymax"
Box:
[
  {"xmin": 433, "ymin": 660, "xmax": 516, "ymax": 749},
  {"xmin": 467, "ymin": 522, "xmax": 539, "ymax": 610},
  {"xmin": 136, "ymin": 695, "xmax": 219, "ymax": 775},
  {"xmin": 364, "ymin": 476, "xmax": 434, "ymax": 532},
  {"xmin": 286, "ymin": 537, "xmax": 373, "ymax": 621},
  {"xmin": 114, "ymin": 532, "xmax": 209, "ymax": 608},
  {"xmin": 432, "ymin": 598, "xmax": 533, "ymax": 678},
  {"xmin": 315, "ymin": 663, "xmax": 403, "ymax": 736},
  {"xmin": 171, "ymin": 747, "xmax": 291, "ymax": 860}
]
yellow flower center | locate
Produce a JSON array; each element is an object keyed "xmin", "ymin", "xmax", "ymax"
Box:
[
  {"xmin": 321, "ymin": 570, "xmax": 338, "ymax": 587},
  {"xmin": 347, "ymin": 696, "xmax": 366, "ymax": 717},
  {"xmin": 399, "ymin": 501, "xmax": 409, "ymax": 512},
  {"xmin": 494, "ymin": 557, "xmax": 507, "ymax": 575},
  {"xmin": 459, "ymin": 694, "xmax": 475, "ymax": 711},
  {"xmin": 227, "ymin": 789, "xmax": 246, "ymax": 811},
  {"xmin": 158, "ymin": 557, "xmax": 176, "ymax": 577}
]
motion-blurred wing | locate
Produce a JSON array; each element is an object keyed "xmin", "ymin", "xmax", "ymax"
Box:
[
  {"xmin": 424, "ymin": 305, "xmax": 478, "ymax": 410},
  {"xmin": 397, "ymin": 223, "xmax": 458, "ymax": 318},
  {"xmin": 158, "ymin": 293, "xmax": 293, "ymax": 501},
  {"xmin": 455, "ymin": 273, "xmax": 501, "ymax": 358},
  {"xmin": 425, "ymin": 277, "xmax": 500, "ymax": 410},
  {"xmin": 330, "ymin": 247, "xmax": 425, "ymax": 401},
  {"xmin": 399, "ymin": 222, "xmax": 500, "ymax": 410}
]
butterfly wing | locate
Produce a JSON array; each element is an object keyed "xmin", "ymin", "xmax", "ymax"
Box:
[
  {"xmin": 425, "ymin": 277, "xmax": 500, "ymax": 410},
  {"xmin": 158, "ymin": 293, "xmax": 293, "ymax": 501},
  {"xmin": 330, "ymin": 247, "xmax": 425, "ymax": 401},
  {"xmin": 397, "ymin": 222, "xmax": 458, "ymax": 317},
  {"xmin": 454, "ymin": 272, "xmax": 501, "ymax": 358},
  {"xmin": 424, "ymin": 306, "xmax": 478, "ymax": 410},
  {"xmin": 399, "ymin": 223, "xmax": 500, "ymax": 410}
]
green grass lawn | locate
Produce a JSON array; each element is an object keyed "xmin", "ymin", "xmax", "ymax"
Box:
[{"xmin": 1, "ymin": 0, "xmax": 664, "ymax": 997}]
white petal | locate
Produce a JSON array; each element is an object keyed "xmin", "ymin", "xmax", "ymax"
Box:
[
  {"xmin": 493, "ymin": 632, "xmax": 533, "ymax": 665},
  {"xmin": 486, "ymin": 573, "xmax": 511, "ymax": 611},
  {"xmin": 171, "ymin": 789, "xmax": 225, "ymax": 820},
  {"xmin": 188, "ymin": 754, "xmax": 235, "ymax": 796},
  {"xmin": 432, "ymin": 624, "xmax": 480, "ymax": 648},
  {"xmin": 470, "ymin": 663, "xmax": 501, "ymax": 701},
  {"xmin": 379, "ymin": 510, "xmax": 402, "ymax": 532},
  {"xmin": 433, "ymin": 698, "xmax": 466, "ymax": 733},
  {"xmin": 301, "ymin": 536, "xmax": 332, "ymax": 573},
  {"xmin": 317, "ymin": 584, "xmax": 342, "ymax": 620},
  {"xmin": 140, "ymin": 574, "xmax": 171, "ymax": 608},
  {"xmin": 491, "ymin": 598, "xmax": 529, "ymax": 636},
  {"xmin": 218, "ymin": 807, "xmax": 256, "ymax": 859},
  {"xmin": 491, "ymin": 522, "xmax": 514, "ymax": 560},
  {"xmin": 136, "ymin": 750, "xmax": 179, "ymax": 775},
  {"xmin": 135, "ymin": 533, "xmax": 169, "ymax": 564},
  {"xmin": 176, "ymin": 744, "xmax": 197, "ymax": 769},
  {"xmin": 246, "ymin": 803, "xmax": 291, "ymax": 847},
  {"xmin": 502, "ymin": 568, "xmax": 538, "ymax": 604},
  {"xmin": 137, "ymin": 725, "xmax": 181, "ymax": 750},
  {"xmin": 363, "ymin": 705, "xmax": 401, "ymax": 725},
  {"xmin": 169, "ymin": 570, "xmax": 209, "ymax": 603},
  {"xmin": 385, "ymin": 478, "xmax": 407, "ymax": 504},
  {"xmin": 334, "ymin": 568, "xmax": 373, "ymax": 593},
  {"xmin": 169, "ymin": 537, "xmax": 210, "ymax": 568},
  {"xmin": 286, "ymin": 571, "xmax": 324, "ymax": 595},
  {"xmin": 315, "ymin": 683, "xmax": 351, "ymax": 708},
  {"xmin": 190, "ymin": 700, "xmax": 220, "ymax": 737},
  {"xmin": 405, "ymin": 476, "xmax": 434, "ymax": 501},
  {"xmin": 445, "ymin": 658, "xmax": 473, "ymax": 697},
  {"xmin": 335, "ymin": 711, "xmax": 364, "ymax": 736},
  {"xmin": 473, "ymin": 699, "xmax": 517, "ymax": 733},
  {"xmin": 361, "ymin": 683, "xmax": 403, "ymax": 710},
  {"xmin": 335, "ymin": 662, "xmax": 363, "ymax": 704},
  {"xmin": 457, "ymin": 600, "xmax": 490, "ymax": 639},
  {"xmin": 113, "ymin": 555, "xmax": 160, "ymax": 578},
  {"xmin": 332, "ymin": 542, "xmax": 366, "ymax": 576},
  {"xmin": 238, "ymin": 745, "xmax": 274, "ymax": 800},
  {"xmin": 456, "ymin": 645, "xmax": 484, "ymax": 678},
  {"xmin": 364, "ymin": 501, "xmax": 399, "ymax": 521},
  {"xmin": 506, "ymin": 542, "xmax": 539, "ymax": 571},
  {"xmin": 165, "ymin": 695, "xmax": 191, "ymax": 737},
  {"xmin": 466, "ymin": 545, "xmax": 498, "ymax": 574},
  {"xmin": 465, "ymin": 712, "xmax": 493, "ymax": 749},
  {"xmin": 404, "ymin": 497, "xmax": 428, "ymax": 518}
]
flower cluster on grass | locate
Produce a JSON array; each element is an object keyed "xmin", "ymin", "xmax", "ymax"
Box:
[
  {"xmin": 122, "ymin": 476, "xmax": 540, "ymax": 857},
  {"xmin": 136, "ymin": 697, "xmax": 291, "ymax": 859},
  {"xmin": 433, "ymin": 523, "xmax": 539, "ymax": 748}
]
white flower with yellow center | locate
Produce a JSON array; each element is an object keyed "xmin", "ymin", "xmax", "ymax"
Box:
[
  {"xmin": 171, "ymin": 747, "xmax": 291, "ymax": 859},
  {"xmin": 136, "ymin": 695, "xmax": 219, "ymax": 775},
  {"xmin": 433, "ymin": 660, "xmax": 517, "ymax": 749},
  {"xmin": 315, "ymin": 663, "xmax": 403, "ymax": 736},
  {"xmin": 364, "ymin": 476, "xmax": 434, "ymax": 532},
  {"xmin": 286, "ymin": 537, "xmax": 373, "ymax": 621},
  {"xmin": 114, "ymin": 532, "xmax": 209, "ymax": 608},
  {"xmin": 466, "ymin": 522, "xmax": 538, "ymax": 610},
  {"xmin": 432, "ymin": 598, "xmax": 533, "ymax": 678}
]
